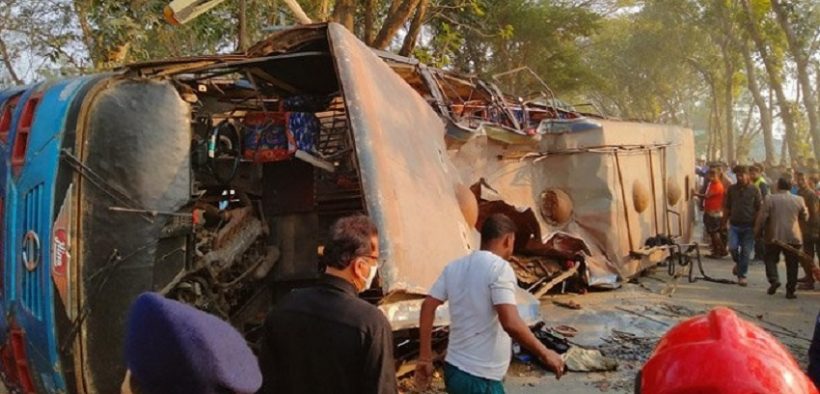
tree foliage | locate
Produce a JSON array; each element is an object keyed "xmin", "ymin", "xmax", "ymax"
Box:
[{"xmin": 1, "ymin": 0, "xmax": 818, "ymax": 164}]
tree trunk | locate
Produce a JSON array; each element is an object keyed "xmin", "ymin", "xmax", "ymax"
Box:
[
  {"xmin": 387, "ymin": 0, "xmax": 402, "ymax": 17},
  {"xmin": 318, "ymin": 0, "xmax": 331, "ymax": 20},
  {"xmin": 282, "ymin": 0, "xmax": 313, "ymax": 24},
  {"xmin": 372, "ymin": 0, "xmax": 422, "ymax": 50},
  {"xmin": 269, "ymin": 0, "xmax": 278, "ymax": 25},
  {"xmin": 73, "ymin": 0, "xmax": 99, "ymax": 68},
  {"xmin": 736, "ymin": 103, "xmax": 756, "ymax": 163},
  {"xmin": 689, "ymin": 58, "xmax": 721, "ymax": 160},
  {"xmin": 707, "ymin": 106, "xmax": 717, "ymax": 160},
  {"xmin": 739, "ymin": 38, "xmax": 775, "ymax": 165},
  {"xmin": 780, "ymin": 133, "xmax": 789, "ymax": 164},
  {"xmin": 771, "ymin": 0, "xmax": 820, "ymax": 159},
  {"xmin": 741, "ymin": 0, "xmax": 799, "ymax": 162},
  {"xmin": 0, "ymin": 34, "xmax": 22, "ymax": 85},
  {"xmin": 332, "ymin": 0, "xmax": 356, "ymax": 31},
  {"xmin": 399, "ymin": 0, "xmax": 428, "ymax": 56},
  {"xmin": 816, "ymin": 62, "xmax": 820, "ymax": 116},
  {"xmin": 238, "ymin": 0, "xmax": 248, "ymax": 51},
  {"xmin": 363, "ymin": 0, "xmax": 376, "ymax": 45},
  {"xmin": 710, "ymin": 81, "xmax": 723, "ymax": 160},
  {"xmin": 721, "ymin": 46, "xmax": 735, "ymax": 164}
]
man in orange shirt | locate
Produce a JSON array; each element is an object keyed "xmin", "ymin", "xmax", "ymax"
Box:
[{"xmin": 696, "ymin": 168, "xmax": 728, "ymax": 257}]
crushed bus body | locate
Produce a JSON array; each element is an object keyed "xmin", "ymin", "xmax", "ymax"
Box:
[{"xmin": 0, "ymin": 23, "xmax": 692, "ymax": 393}]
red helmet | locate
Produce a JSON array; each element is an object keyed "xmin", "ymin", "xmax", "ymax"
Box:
[{"xmin": 638, "ymin": 307, "xmax": 818, "ymax": 394}]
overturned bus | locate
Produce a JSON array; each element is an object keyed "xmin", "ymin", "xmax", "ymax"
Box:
[
  {"xmin": 0, "ymin": 23, "xmax": 693, "ymax": 393},
  {"xmin": 383, "ymin": 54, "xmax": 696, "ymax": 286}
]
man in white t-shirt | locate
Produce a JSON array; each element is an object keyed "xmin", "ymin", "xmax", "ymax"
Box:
[{"xmin": 415, "ymin": 214, "xmax": 564, "ymax": 393}]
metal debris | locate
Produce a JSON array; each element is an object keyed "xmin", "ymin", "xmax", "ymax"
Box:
[{"xmin": 553, "ymin": 299, "xmax": 583, "ymax": 310}]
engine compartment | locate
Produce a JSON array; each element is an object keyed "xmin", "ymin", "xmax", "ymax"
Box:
[{"xmin": 156, "ymin": 55, "xmax": 369, "ymax": 335}]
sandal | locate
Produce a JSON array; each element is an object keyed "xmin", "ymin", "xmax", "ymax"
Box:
[{"xmin": 552, "ymin": 325, "xmax": 579, "ymax": 337}]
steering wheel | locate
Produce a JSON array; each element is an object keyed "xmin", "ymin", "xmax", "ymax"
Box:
[{"xmin": 208, "ymin": 120, "xmax": 241, "ymax": 185}]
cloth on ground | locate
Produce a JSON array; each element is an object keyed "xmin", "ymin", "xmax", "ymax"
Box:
[{"xmin": 562, "ymin": 347, "xmax": 619, "ymax": 372}]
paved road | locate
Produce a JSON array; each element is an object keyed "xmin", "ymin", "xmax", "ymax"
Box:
[{"xmin": 505, "ymin": 252, "xmax": 819, "ymax": 393}]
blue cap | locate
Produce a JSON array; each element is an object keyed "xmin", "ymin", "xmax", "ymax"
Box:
[{"xmin": 125, "ymin": 292, "xmax": 262, "ymax": 394}]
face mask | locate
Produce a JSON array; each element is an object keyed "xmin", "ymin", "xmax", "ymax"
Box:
[{"xmin": 361, "ymin": 260, "xmax": 378, "ymax": 292}]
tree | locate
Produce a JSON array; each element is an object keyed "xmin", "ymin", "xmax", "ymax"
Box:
[
  {"xmin": 1, "ymin": 0, "xmax": 89, "ymax": 83},
  {"xmin": 714, "ymin": 0, "xmax": 740, "ymax": 163},
  {"xmin": 740, "ymin": 0, "xmax": 799, "ymax": 162},
  {"xmin": 422, "ymin": 0, "xmax": 601, "ymax": 97},
  {"xmin": 584, "ymin": 1, "xmax": 715, "ymax": 125},
  {"xmin": 738, "ymin": 37, "xmax": 776, "ymax": 164},
  {"xmin": 0, "ymin": 34, "xmax": 22, "ymax": 85},
  {"xmin": 771, "ymin": 0, "xmax": 820, "ymax": 160}
]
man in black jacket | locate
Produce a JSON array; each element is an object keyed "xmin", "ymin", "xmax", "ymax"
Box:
[
  {"xmin": 258, "ymin": 215, "xmax": 397, "ymax": 394},
  {"xmin": 725, "ymin": 165, "xmax": 762, "ymax": 287}
]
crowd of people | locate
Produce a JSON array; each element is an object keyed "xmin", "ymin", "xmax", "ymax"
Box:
[{"xmin": 695, "ymin": 159, "xmax": 820, "ymax": 298}]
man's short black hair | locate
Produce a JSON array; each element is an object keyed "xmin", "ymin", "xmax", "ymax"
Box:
[
  {"xmin": 777, "ymin": 177, "xmax": 791, "ymax": 191},
  {"xmin": 321, "ymin": 215, "xmax": 378, "ymax": 270},
  {"xmin": 481, "ymin": 214, "xmax": 518, "ymax": 243},
  {"xmin": 734, "ymin": 165, "xmax": 749, "ymax": 175}
]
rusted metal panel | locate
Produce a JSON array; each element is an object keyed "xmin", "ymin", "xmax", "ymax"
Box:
[
  {"xmin": 247, "ymin": 23, "xmax": 329, "ymax": 57},
  {"xmin": 327, "ymin": 23, "xmax": 472, "ymax": 294}
]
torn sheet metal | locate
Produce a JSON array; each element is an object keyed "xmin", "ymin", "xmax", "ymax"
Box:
[
  {"xmin": 327, "ymin": 24, "xmax": 472, "ymax": 294},
  {"xmin": 449, "ymin": 120, "xmax": 694, "ymax": 285},
  {"xmin": 472, "ymin": 188, "xmax": 589, "ymax": 294},
  {"xmin": 380, "ymin": 287, "xmax": 541, "ymax": 331}
]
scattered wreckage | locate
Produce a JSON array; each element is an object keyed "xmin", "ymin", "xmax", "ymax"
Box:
[{"xmin": 0, "ymin": 22, "xmax": 693, "ymax": 393}]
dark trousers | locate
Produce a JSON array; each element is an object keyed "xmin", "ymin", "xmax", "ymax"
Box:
[
  {"xmin": 703, "ymin": 213, "xmax": 727, "ymax": 255},
  {"xmin": 803, "ymin": 237, "xmax": 820, "ymax": 261},
  {"xmin": 810, "ymin": 312, "xmax": 820, "ymax": 387},
  {"xmin": 754, "ymin": 238, "xmax": 766, "ymax": 260},
  {"xmin": 803, "ymin": 238, "xmax": 820, "ymax": 282},
  {"xmin": 764, "ymin": 242, "xmax": 801, "ymax": 293}
]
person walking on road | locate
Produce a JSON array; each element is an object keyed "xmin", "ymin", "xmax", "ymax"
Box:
[
  {"xmin": 695, "ymin": 168, "xmax": 728, "ymax": 257},
  {"xmin": 725, "ymin": 165, "xmax": 762, "ymax": 286},
  {"xmin": 416, "ymin": 214, "xmax": 564, "ymax": 394},
  {"xmin": 755, "ymin": 178, "xmax": 809, "ymax": 299}
]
